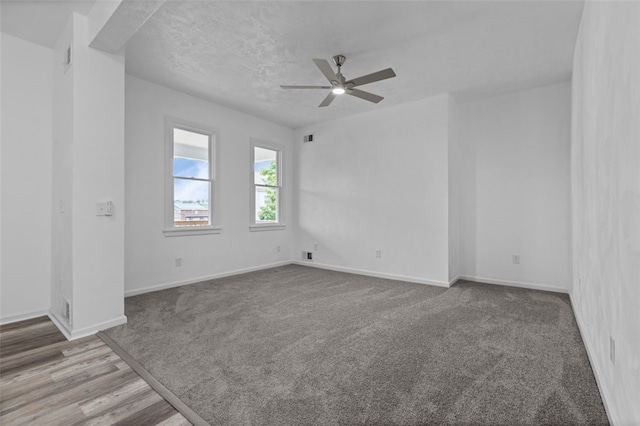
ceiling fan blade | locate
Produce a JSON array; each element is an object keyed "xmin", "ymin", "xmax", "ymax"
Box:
[
  {"xmin": 312, "ymin": 58, "xmax": 338, "ymax": 83},
  {"xmin": 281, "ymin": 85, "xmax": 331, "ymax": 89},
  {"xmin": 319, "ymin": 91, "xmax": 337, "ymax": 107},
  {"xmin": 346, "ymin": 68, "xmax": 396, "ymax": 87},
  {"xmin": 347, "ymin": 88, "xmax": 384, "ymax": 103}
]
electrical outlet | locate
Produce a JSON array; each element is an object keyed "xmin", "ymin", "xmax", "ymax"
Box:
[
  {"xmin": 301, "ymin": 251, "xmax": 313, "ymax": 261},
  {"xmin": 512, "ymin": 254, "xmax": 520, "ymax": 264},
  {"xmin": 104, "ymin": 201, "xmax": 114, "ymax": 216},
  {"xmin": 276, "ymin": 245, "xmax": 281, "ymax": 253},
  {"xmin": 313, "ymin": 242, "xmax": 318, "ymax": 251},
  {"xmin": 376, "ymin": 250, "xmax": 382, "ymax": 259},
  {"xmin": 175, "ymin": 257, "xmax": 183, "ymax": 267},
  {"xmin": 96, "ymin": 201, "xmax": 114, "ymax": 216},
  {"xmin": 610, "ymin": 336, "xmax": 615, "ymax": 364}
]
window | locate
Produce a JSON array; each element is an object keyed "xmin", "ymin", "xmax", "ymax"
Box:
[
  {"xmin": 250, "ymin": 139, "xmax": 285, "ymax": 231},
  {"xmin": 164, "ymin": 118, "xmax": 220, "ymax": 236}
]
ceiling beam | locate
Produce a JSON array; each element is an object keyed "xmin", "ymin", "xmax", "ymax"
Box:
[{"xmin": 88, "ymin": 0, "xmax": 166, "ymax": 53}]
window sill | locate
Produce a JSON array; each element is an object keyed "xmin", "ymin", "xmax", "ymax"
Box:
[
  {"xmin": 249, "ymin": 224, "xmax": 286, "ymax": 232},
  {"xmin": 163, "ymin": 226, "xmax": 222, "ymax": 237}
]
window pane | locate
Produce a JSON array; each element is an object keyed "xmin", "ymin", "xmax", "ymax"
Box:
[
  {"xmin": 255, "ymin": 187, "xmax": 278, "ymax": 223},
  {"xmin": 174, "ymin": 128, "xmax": 209, "ymax": 178},
  {"xmin": 254, "ymin": 147, "xmax": 277, "ymax": 185},
  {"xmin": 174, "ymin": 178, "xmax": 210, "ymax": 226},
  {"xmin": 174, "ymin": 157, "xmax": 209, "ymax": 179}
]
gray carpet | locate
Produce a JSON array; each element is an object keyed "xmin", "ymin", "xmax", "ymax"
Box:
[{"xmin": 104, "ymin": 264, "xmax": 608, "ymax": 425}]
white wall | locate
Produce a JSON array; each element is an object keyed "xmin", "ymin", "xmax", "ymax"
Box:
[
  {"xmin": 294, "ymin": 95, "xmax": 452, "ymax": 285},
  {"xmin": 51, "ymin": 16, "xmax": 74, "ymax": 327},
  {"xmin": 571, "ymin": 2, "xmax": 640, "ymax": 424},
  {"xmin": 71, "ymin": 13, "xmax": 126, "ymax": 332},
  {"xmin": 50, "ymin": 13, "xmax": 127, "ymax": 337},
  {"xmin": 448, "ymin": 96, "xmax": 461, "ymax": 282},
  {"xmin": 125, "ymin": 76, "xmax": 294, "ymax": 295},
  {"xmin": 458, "ymin": 82, "xmax": 572, "ymax": 292},
  {"xmin": 1, "ymin": 33, "xmax": 53, "ymax": 322},
  {"xmin": 1, "ymin": 10, "xmax": 3, "ymax": 323}
]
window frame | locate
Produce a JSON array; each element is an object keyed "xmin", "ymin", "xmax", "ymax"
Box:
[
  {"xmin": 250, "ymin": 138, "xmax": 285, "ymax": 232},
  {"xmin": 163, "ymin": 117, "xmax": 221, "ymax": 237}
]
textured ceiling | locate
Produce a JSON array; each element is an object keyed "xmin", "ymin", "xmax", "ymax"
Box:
[
  {"xmin": 125, "ymin": 1, "xmax": 584, "ymax": 128},
  {"xmin": 2, "ymin": 1, "xmax": 585, "ymax": 129}
]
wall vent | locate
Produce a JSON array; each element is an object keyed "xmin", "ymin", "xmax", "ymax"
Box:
[
  {"xmin": 63, "ymin": 45, "xmax": 72, "ymax": 72},
  {"xmin": 303, "ymin": 134, "xmax": 314, "ymax": 143},
  {"xmin": 62, "ymin": 297, "xmax": 71, "ymax": 323},
  {"xmin": 610, "ymin": 336, "xmax": 616, "ymax": 364}
]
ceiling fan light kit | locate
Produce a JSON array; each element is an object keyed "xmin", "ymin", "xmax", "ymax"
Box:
[{"xmin": 281, "ymin": 55, "xmax": 396, "ymax": 107}]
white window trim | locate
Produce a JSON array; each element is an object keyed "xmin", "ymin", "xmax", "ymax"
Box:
[
  {"xmin": 250, "ymin": 138, "xmax": 285, "ymax": 232},
  {"xmin": 164, "ymin": 117, "xmax": 221, "ymax": 237}
]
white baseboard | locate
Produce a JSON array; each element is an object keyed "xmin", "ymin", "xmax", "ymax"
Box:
[
  {"xmin": 48, "ymin": 311, "xmax": 72, "ymax": 339},
  {"xmin": 125, "ymin": 261, "xmax": 294, "ymax": 297},
  {"xmin": 457, "ymin": 275, "xmax": 569, "ymax": 294},
  {"xmin": 49, "ymin": 311, "xmax": 127, "ymax": 341},
  {"xmin": 569, "ymin": 294, "xmax": 617, "ymax": 426},
  {"xmin": 0, "ymin": 309, "xmax": 49, "ymax": 325},
  {"xmin": 293, "ymin": 261, "xmax": 451, "ymax": 288}
]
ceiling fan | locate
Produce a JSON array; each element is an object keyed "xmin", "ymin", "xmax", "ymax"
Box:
[{"xmin": 281, "ymin": 55, "xmax": 396, "ymax": 107}]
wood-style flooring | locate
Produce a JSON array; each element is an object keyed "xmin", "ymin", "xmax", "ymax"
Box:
[{"xmin": 0, "ymin": 316, "xmax": 191, "ymax": 425}]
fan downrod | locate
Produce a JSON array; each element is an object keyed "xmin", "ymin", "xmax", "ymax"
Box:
[{"xmin": 333, "ymin": 55, "xmax": 346, "ymax": 68}]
